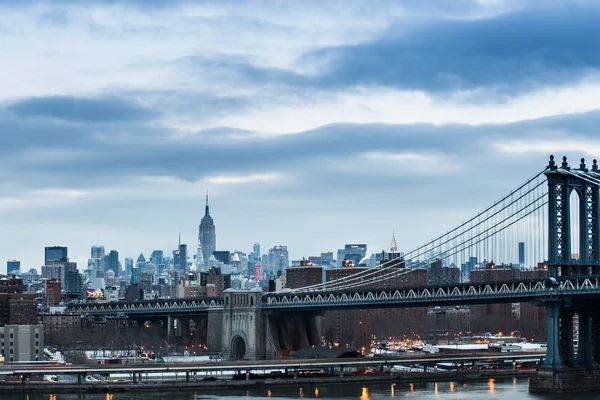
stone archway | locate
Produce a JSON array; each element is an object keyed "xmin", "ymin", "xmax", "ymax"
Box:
[{"xmin": 231, "ymin": 335, "xmax": 246, "ymax": 360}]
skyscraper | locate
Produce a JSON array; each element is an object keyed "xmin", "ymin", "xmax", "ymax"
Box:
[
  {"xmin": 199, "ymin": 192, "xmax": 216, "ymax": 268},
  {"xmin": 105, "ymin": 250, "xmax": 119, "ymax": 276},
  {"xmin": 124, "ymin": 257, "xmax": 133, "ymax": 276},
  {"xmin": 518, "ymin": 242, "xmax": 525, "ymax": 266},
  {"xmin": 45, "ymin": 246, "xmax": 68, "ymax": 263},
  {"xmin": 6, "ymin": 260, "xmax": 20, "ymax": 275},
  {"xmin": 390, "ymin": 230, "xmax": 398, "ymax": 253}
]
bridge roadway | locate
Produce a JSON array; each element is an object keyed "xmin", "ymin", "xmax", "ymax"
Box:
[
  {"xmin": 0, "ymin": 352, "xmax": 545, "ymax": 377},
  {"xmin": 67, "ymin": 277, "xmax": 600, "ymax": 316}
]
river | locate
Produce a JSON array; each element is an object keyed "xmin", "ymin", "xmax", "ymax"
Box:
[{"xmin": 4, "ymin": 379, "xmax": 599, "ymax": 399}]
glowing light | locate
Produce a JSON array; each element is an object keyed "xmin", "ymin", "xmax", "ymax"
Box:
[
  {"xmin": 315, "ymin": 388, "xmax": 319, "ymax": 397},
  {"xmin": 434, "ymin": 382, "xmax": 438, "ymax": 395},
  {"xmin": 267, "ymin": 390, "xmax": 271, "ymax": 397},
  {"xmin": 391, "ymin": 384, "xmax": 395, "ymax": 396},
  {"xmin": 488, "ymin": 379, "xmax": 495, "ymax": 393},
  {"xmin": 450, "ymin": 382, "xmax": 455, "ymax": 392},
  {"xmin": 513, "ymin": 377, "xmax": 517, "ymax": 385},
  {"xmin": 360, "ymin": 387, "xmax": 369, "ymax": 399},
  {"xmin": 299, "ymin": 388, "xmax": 304, "ymax": 398}
]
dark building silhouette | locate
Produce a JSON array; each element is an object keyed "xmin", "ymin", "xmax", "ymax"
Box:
[{"xmin": 428, "ymin": 259, "xmax": 460, "ymax": 286}]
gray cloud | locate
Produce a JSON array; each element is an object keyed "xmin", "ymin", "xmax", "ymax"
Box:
[
  {"xmin": 6, "ymin": 95, "xmax": 157, "ymax": 123},
  {"xmin": 190, "ymin": 4, "xmax": 600, "ymax": 96}
]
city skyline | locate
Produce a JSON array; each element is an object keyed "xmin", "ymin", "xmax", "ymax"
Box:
[{"xmin": 2, "ymin": 1, "xmax": 600, "ymax": 269}]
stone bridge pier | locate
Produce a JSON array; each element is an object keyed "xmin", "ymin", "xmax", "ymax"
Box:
[{"xmin": 207, "ymin": 289, "xmax": 322, "ymax": 360}]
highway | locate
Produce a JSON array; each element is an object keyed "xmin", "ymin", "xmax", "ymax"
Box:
[{"xmin": 0, "ymin": 351, "xmax": 545, "ymax": 377}]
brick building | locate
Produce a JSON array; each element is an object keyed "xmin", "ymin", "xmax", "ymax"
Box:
[
  {"xmin": 519, "ymin": 265, "xmax": 548, "ymax": 340},
  {"xmin": 45, "ymin": 278, "xmax": 62, "ymax": 306},
  {"xmin": 286, "ymin": 264, "xmax": 322, "ymax": 289},
  {"xmin": 469, "ymin": 262, "xmax": 520, "ymax": 335},
  {"xmin": 322, "ymin": 265, "xmax": 428, "ymax": 349},
  {"xmin": 0, "ymin": 276, "xmax": 37, "ymax": 327}
]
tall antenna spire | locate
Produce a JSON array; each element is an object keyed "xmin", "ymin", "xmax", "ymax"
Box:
[
  {"xmin": 178, "ymin": 228, "xmax": 181, "ymax": 246},
  {"xmin": 205, "ymin": 190, "xmax": 210, "ymax": 216}
]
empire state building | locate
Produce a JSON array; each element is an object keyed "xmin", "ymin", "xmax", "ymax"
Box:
[{"xmin": 199, "ymin": 192, "xmax": 216, "ymax": 269}]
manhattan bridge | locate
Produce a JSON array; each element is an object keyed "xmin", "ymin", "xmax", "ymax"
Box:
[{"xmin": 71, "ymin": 155, "xmax": 600, "ymax": 391}]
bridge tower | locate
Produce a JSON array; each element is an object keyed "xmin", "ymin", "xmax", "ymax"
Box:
[{"xmin": 533, "ymin": 155, "xmax": 600, "ymax": 392}]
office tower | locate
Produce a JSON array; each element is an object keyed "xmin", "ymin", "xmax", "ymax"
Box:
[
  {"xmin": 253, "ymin": 243, "xmax": 260, "ymax": 257},
  {"xmin": 64, "ymin": 269, "xmax": 84, "ymax": 300},
  {"xmin": 267, "ymin": 246, "xmax": 289, "ymax": 276},
  {"xmin": 336, "ymin": 249, "xmax": 345, "ymax": 268},
  {"xmin": 44, "ymin": 246, "xmax": 67, "ymax": 263},
  {"xmin": 6, "ymin": 260, "xmax": 20, "ymax": 275},
  {"xmin": 518, "ymin": 242, "xmax": 525, "ymax": 266},
  {"xmin": 131, "ymin": 267, "xmax": 142, "ymax": 284},
  {"xmin": 199, "ymin": 192, "xmax": 216, "ymax": 267},
  {"xmin": 344, "ymin": 244, "xmax": 367, "ymax": 266},
  {"xmin": 91, "ymin": 245, "xmax": 105, "ymax": 259},
  {"xmin": 124, "ymin": 257, "xmax": 133, "ymax": 276},
  {"xmin": 105, "ymin": 250, "xmax": 119, "ymax": 276},
  {"xmin": 150, "ymin": 250, "xmax": 164, "ymax": 267},
  {"xmin": 390, "ymin": 231, "xmax": 398, "ymax": 252},
  {"xmin": 321, "ymin": 252, "xmax": 334, "ymax": 267},
  {"xmin": 178, "ymin": 244, "xmax": 188, "ymax": 271}
]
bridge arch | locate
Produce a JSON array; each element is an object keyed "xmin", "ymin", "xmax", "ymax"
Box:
[
  {"xmin": 569, "ymin": 188, "xmax": 582, "ymax": 263},
  {"xmin": 230, "ymin": 333, "xmax": 247, "ymax": 360}
]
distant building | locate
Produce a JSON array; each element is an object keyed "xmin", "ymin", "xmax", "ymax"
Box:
[
  {"xmin": 428, "ymin": 259, "xmax": 460, "ymax": 286},
  {"xmin": 518, "ymin": 242, "xmax": 525, "ymax": 266},
  {"xmin": 0, "ymin": 325, "xmax": 44, "ymax": 362},
  {"xmin": 44, "ymin": 246, "xmax": 68, "ymax": 264},
  {"xmin": 343, "ymin": 244, "xmax": 367, "ymax": 266},
  {"xmin": 124, "ymin": 257, "xmax": 133, "ymax": 276},
  {"xmin": 105, "ymin": 250, "xmax": 119, "ymax": 276},
  {"xmin": 286, "ymin": 263, "xmax": 323, "ymax": 289},
  {"xmin": 266, "ymin": 246, "xmax": 289, "ymax": 277},
  {"xmin": 0, "ymin": 276, "xmax": 37, "ymax": 326},
  {"xmin": 199, "ymin": 192, "xmax": 216, "ymax": 269},
  {"xmin": 6, "ymin": 260, "xmax": 20, "ymax": 275},
  {"xmin": 470, "ymin": 262, "xmax": 519, "ymax": 334},
  {"xmin": 336, "ymin": 249, "xmax": 345, "ymax": 268},
  {"xmin": 321, "ymin": 252, "xmax": 334, "ymax": 266},
  {"xmin": 45, "ymin": 278, "xmax": 62, "ymax": 306},
  {"xmin": 64, "ymin": 270, "xmax": 84, "ymax": 300}
]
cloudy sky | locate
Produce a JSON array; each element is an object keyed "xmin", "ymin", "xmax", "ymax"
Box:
[{"xmin": 2, "ymin": 0, "xmax": 600, "ymax": 270}]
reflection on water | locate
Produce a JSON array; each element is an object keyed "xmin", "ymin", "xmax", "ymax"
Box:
[
  {"xmin": 6, "ymin": 379, "xmax": 600, "ymax": 399},
  {"xmin": 488, "ymin": 378, "xmax": 496, "ymax": 393},
  {"xmin": 359, "ymin": 387, "xmax": 369, "ymax": 400}
]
